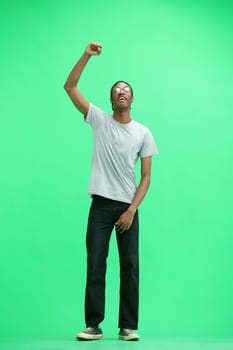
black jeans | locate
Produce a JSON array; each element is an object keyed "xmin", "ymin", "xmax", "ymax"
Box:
[{"xmin": 84, "ymin": 195, "xmax": 139, "ymax": 330}]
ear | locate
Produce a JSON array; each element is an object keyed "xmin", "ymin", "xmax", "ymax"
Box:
[{"xmin": 110, "ymin": 98, "xmax": 114, "ymax": 110}]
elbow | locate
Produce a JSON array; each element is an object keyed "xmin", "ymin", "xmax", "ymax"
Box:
[
  {"xmin": 64, "ymin": 78, "xmax": 74, "ymax": 91},
  {"xmin": 64, "ymin": 83, "xmax": 70, "ymax": 92},
  {"xmin": 64, "ymin": 83, "xmax": 73, "ymax": 97}
]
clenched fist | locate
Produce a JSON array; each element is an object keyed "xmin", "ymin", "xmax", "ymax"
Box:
[{"xmin": 85, "ymin": 42, "xmax": 102, "ymax": 56}]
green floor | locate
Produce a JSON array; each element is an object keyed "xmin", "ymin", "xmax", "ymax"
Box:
[{"xmin": 0, "ymin": 337, "xmax": 233, "ymax": 350}]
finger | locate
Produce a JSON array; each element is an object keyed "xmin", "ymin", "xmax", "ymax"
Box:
[
  {"xmin": 123, "ymin": 224, "xmax": 130, "ymax": 233},
  {"xmin": 115, "ymin": 223, "xmax": 124, "ymax": 233},
  {"xmin": 120, "ymin": 224, "xmax": 130, "ymax": 234},
  {"xmin": 116, "ymin": 223, "xmax": 124, "ymax": 231},
  {"xmin": 90, "ymin": 42, "xmax": 102, "ymax": 51}
]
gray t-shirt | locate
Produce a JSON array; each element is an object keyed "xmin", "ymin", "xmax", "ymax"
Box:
[{"xmin": 85, "ymin": 103, "xmax": 158, "ymax": 203}]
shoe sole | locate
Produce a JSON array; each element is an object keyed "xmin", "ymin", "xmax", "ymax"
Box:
[
  {"xmin": 76, "ymin": 333, "xmax": 103, "ymax": 341},
  {"xmin": 119, "ymin": 335, "xmax": 139, "ymax": 341}
]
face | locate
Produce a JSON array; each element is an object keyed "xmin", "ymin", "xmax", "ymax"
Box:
[{"xmin": 110, "ymin": 82, "xmax": 134, "ymax": 111}]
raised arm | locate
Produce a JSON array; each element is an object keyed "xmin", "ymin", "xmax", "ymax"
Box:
[{"xmin": 64, "ymin": 42, "xmax": 102, "ymax": 116}]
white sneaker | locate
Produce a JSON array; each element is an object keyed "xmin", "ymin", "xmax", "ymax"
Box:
[
  {"xmin": 76, "ymin": 327, "xmax": 103, "ymax": 340},
  {"xmin": 119, "ymin": 328, "xmax": 139, "ymax": 341}
]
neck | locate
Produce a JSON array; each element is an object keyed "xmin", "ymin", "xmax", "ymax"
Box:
[{"xmin": 113, "ymin": 109, "xmax": 131, "ymax": 124}]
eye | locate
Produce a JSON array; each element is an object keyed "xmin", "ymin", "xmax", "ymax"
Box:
[
  {"xmin": 114, "ymin": 87, "xmax": 121, "ymax": 93},
  {"xmin": 113, "ymin": 86, "xmax": 131, "ymax": 94}
]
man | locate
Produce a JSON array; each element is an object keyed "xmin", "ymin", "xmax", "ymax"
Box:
[{"xmin": 64, "ymin": 42, "xmax": 158, "ymax": 341}]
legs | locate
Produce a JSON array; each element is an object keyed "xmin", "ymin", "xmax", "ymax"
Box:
[
  {"xmin": 85, "ymin": 197, "xmax": 115, "ymax": 327},
  {"xmin": 116, "ymin": 211, "xmax": 139, "ymax": 330},
  {"xmin": 84, "ymin": 196, "xmax": 139, "ymax": 330}
]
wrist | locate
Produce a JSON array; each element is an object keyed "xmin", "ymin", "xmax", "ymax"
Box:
[
  {"xmin": 83, "ymin": 51, "xmax": 91, "ymax": 59},
  {"xmin": 128, "ymin": 206, "xmax": 137, "ymax": 216}
]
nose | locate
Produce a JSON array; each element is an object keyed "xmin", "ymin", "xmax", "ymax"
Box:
[{"xmin": 119, "ymin": 88, "xmax": 125, "ymax": 93}]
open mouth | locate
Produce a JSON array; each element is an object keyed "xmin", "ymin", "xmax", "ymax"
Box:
[{"xmin": 118, "ymin": 96, "xmax": 127, "ymax": 101}]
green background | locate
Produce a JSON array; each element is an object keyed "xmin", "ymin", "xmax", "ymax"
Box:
[{"xmin": 0, "ymin": 0, "xmax": 233, "ymax": 340}]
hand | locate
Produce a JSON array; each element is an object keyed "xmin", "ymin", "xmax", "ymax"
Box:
[
  {"xmin": 115, "ymin": 209, "xmax": 135, "ymax": 234},
  {"xmin": 85, "ymin": 42, "xmax": 102, "ymax": 56}
]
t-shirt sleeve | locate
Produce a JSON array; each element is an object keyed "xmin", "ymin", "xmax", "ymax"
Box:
[
  {"xmin": 85, "ymin": 103, "xmax": 108, "ymax": 130},
  {"xmin": 139, "ymin": 128, "xmax": 159, "ymax": 158}
]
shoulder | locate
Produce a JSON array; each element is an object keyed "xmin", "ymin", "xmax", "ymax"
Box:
[
  {"xmin": 86, "ymin": 103, "xmax": 107, "ymax": 118},
  {"xmin": 131, "ymin": 120, "xmax": 152, "ymax": 136},
  {"xmin": 86, "ymin": 103, "xmax": 111, "ymax": 127}
]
